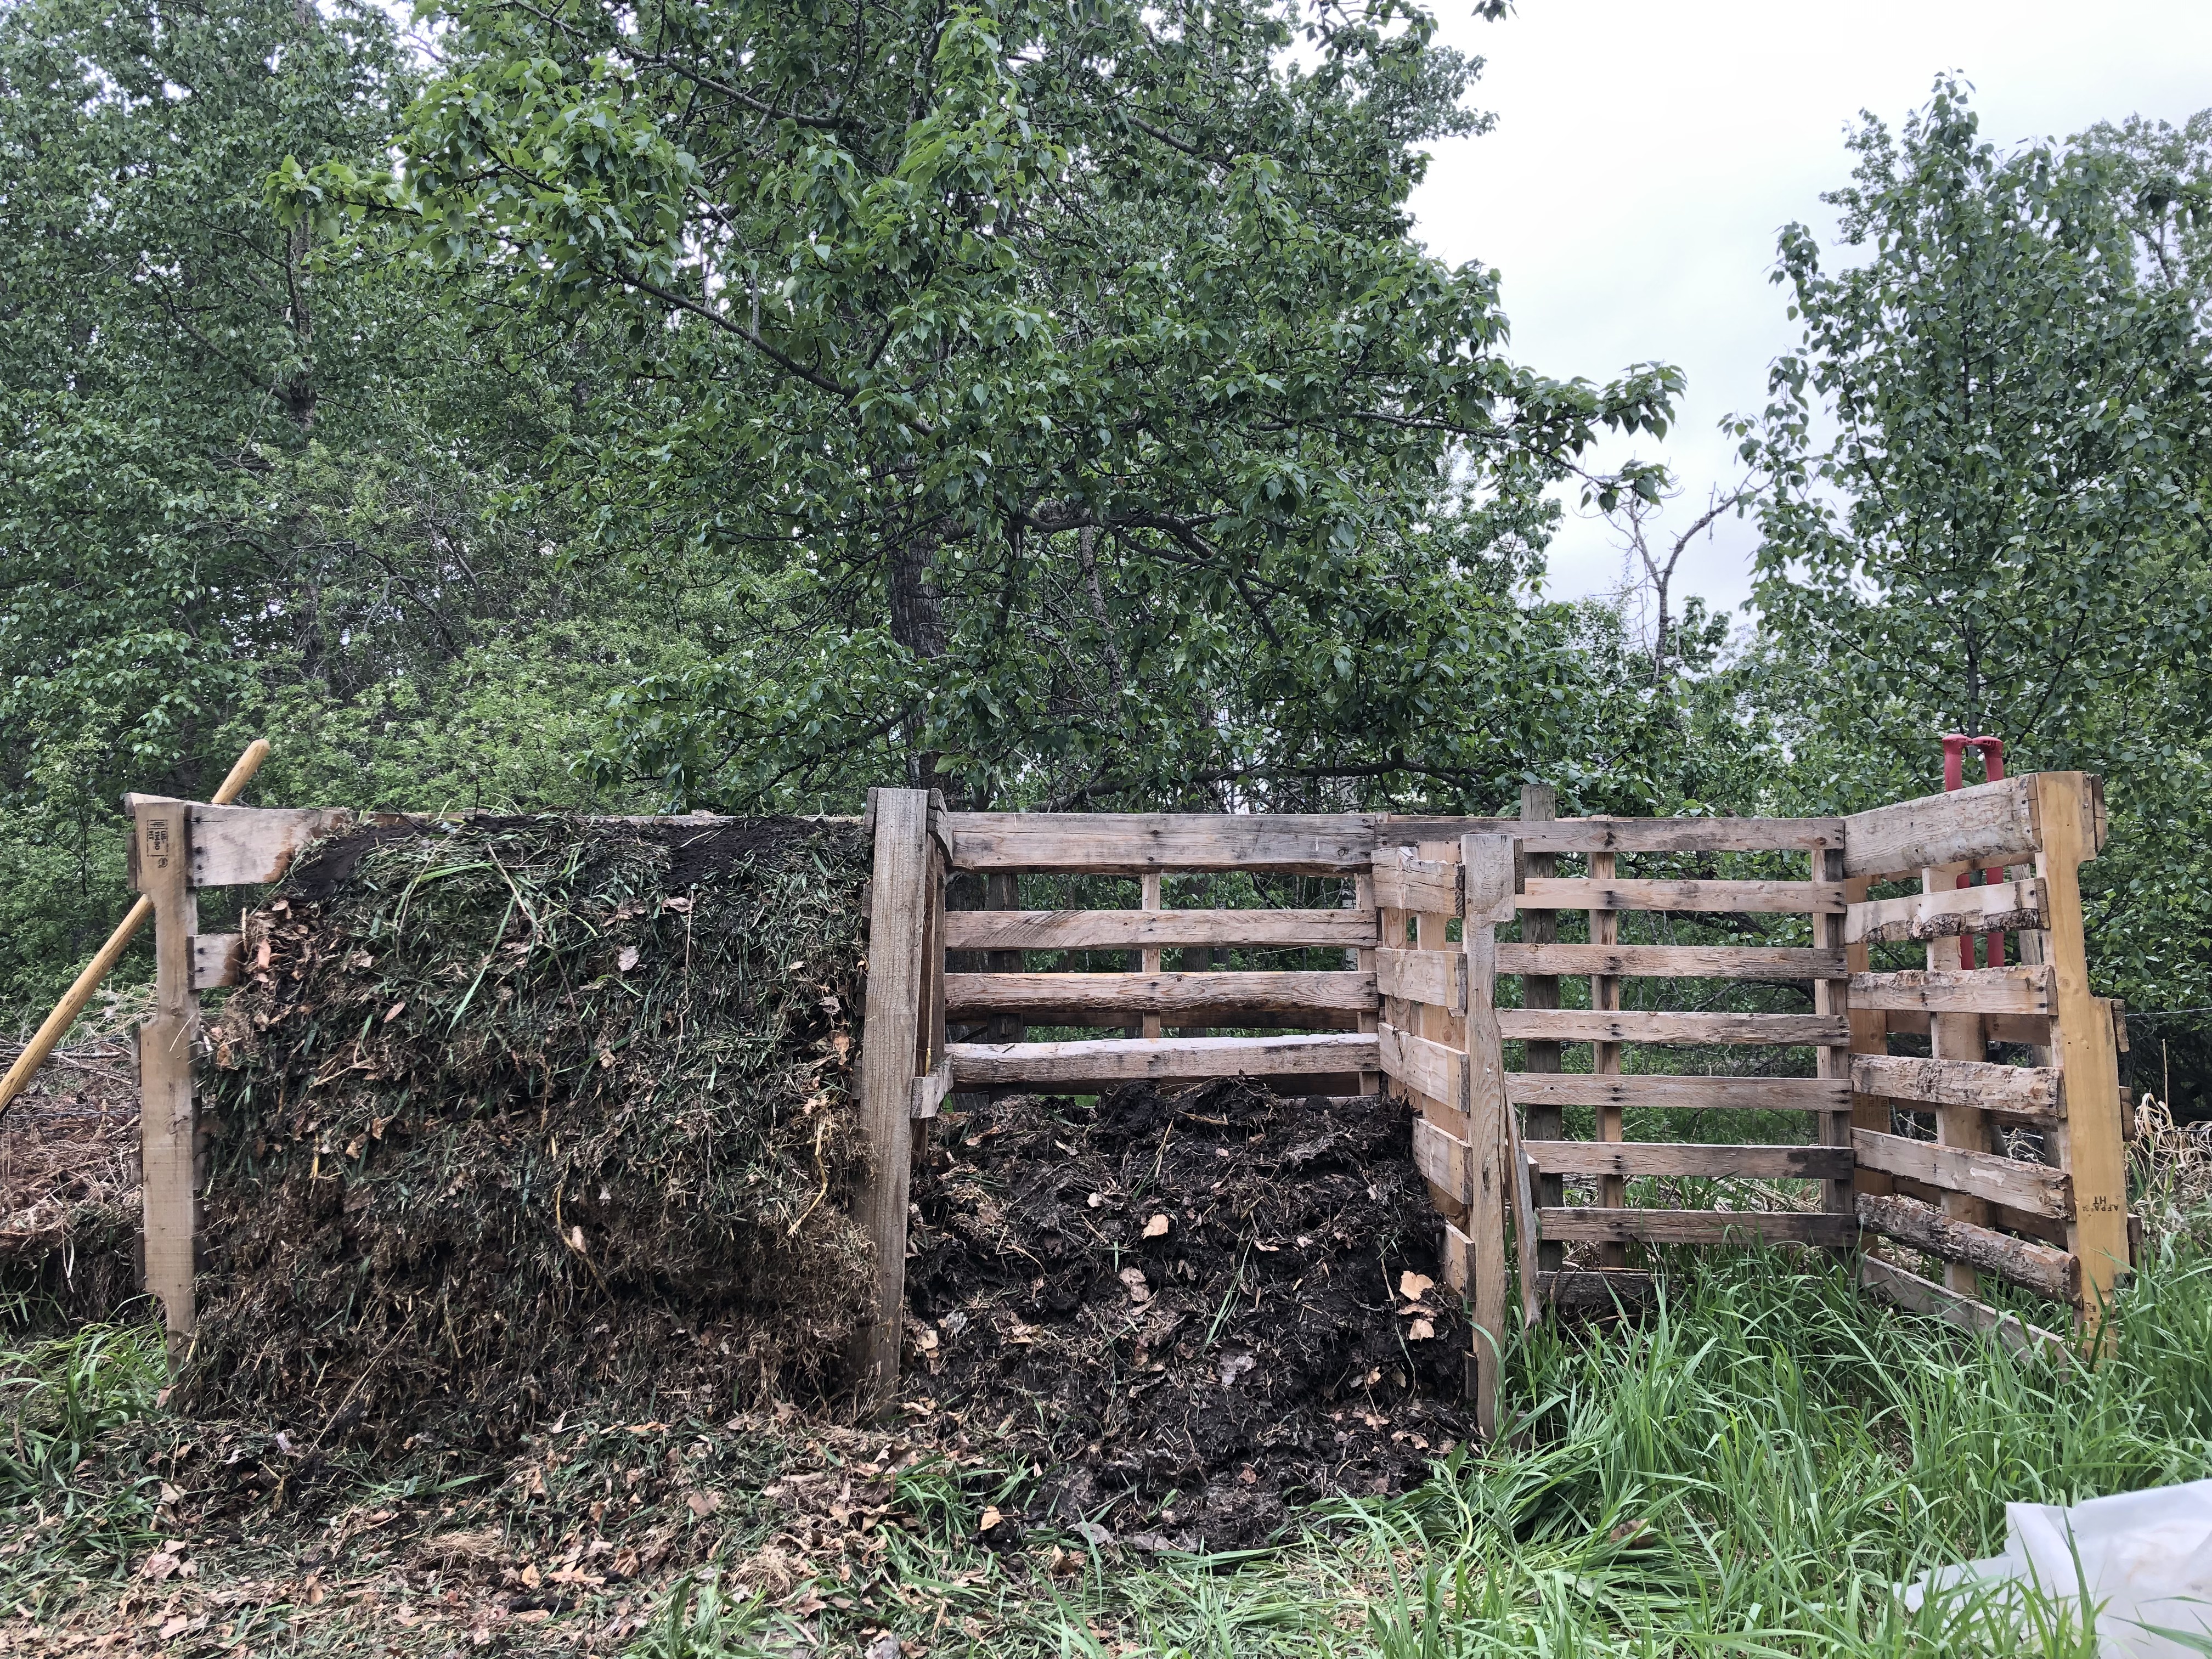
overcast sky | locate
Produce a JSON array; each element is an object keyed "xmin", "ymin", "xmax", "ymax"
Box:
[{"xmin": 1406, "ymin": 0, "xmax": 2212, "ymax": 625}]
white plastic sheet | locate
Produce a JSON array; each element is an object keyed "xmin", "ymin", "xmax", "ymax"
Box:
[{"xmin": 1906, "ymin": 1478, "xmax": 2212, "ymax": 1655}]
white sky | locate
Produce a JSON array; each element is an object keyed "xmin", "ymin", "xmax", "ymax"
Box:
[{"xmin": 1407, "ymin": 0, "xmax": 2212, "ymax": 623}]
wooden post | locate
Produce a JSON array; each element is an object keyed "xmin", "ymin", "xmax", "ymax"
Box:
[
  {"xmin": 1844, "ymin": 872, "xmax": 1894, "ymax": 1198},
  {"xmin": 127, "ymin": 795, "xmax": 199, "ymax": 1364},
  {"xmin": 1517, "ymin": 786, "xmax": 1563, "ymax": 1275},
  {"xmin": 1925, "ymin": 861, "xmax": 1988, "ymax": 1296},
  {"xmin": 2033, "ymin": 774, "xmax": 2129, "ymax": 1325},
  {"xmin": 1140, "ymin": 872, "xmax": 1164, "ymax": 1041},
  {"xmin": 1417, "ymin": 840, "xmax": 1465, "ymax": 1228},
  {"xmin": 1589, "ymin": 837, "xmax": 1624, "ymax": 1269},
  {"xmin": 1353, "ymin": 872, "xmax": 1379, "ymax": 1094},
  {"xmin": 1462, "ymin": 833, "xmax": 1516, "ymax": 1440},
  {"xmin": 1813, "ymin": 848, "xmax": 1856, "ymax": 1230},
  {"xmin": 854, "ymin": 787, "xmax": 934, "ymax": 1406}
]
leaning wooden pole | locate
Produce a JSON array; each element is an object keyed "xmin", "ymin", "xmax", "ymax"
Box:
[{"xmin": 0, "ymin": 740, "xmax": 268, "ymax": 1125}]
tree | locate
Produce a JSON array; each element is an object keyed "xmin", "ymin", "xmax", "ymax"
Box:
[{"xmin": 294, "ymin": 0, "xmax": 1681, "ymax": 810}]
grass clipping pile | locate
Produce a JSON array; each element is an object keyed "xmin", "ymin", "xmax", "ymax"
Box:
[
  {"xmin": 195, "ymin": 815, "xmax": 872, "ymax": 1443},
  {"xmin": 906, "ymin": 1081, "xmax": 1474, "ymax": 1548}
]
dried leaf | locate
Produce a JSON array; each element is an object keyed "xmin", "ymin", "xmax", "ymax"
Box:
[
  {"xmin": 1117, "ymin": 1266, "xmax": 1150, "ymax": 1304},
  {"xmin": 1398, "ymin": 1271, "xmax": 1435, "ymax": 1301},
  {"xmin": 617, "ymin": 945, "xmax": 640, "ymax": 973},
  {"xmin": 1143, "ymin": 1213, "xmax": 1170, "ymax": 1238},
  {"xmin": 979, "ymin": 1505, "xmax": 1003, "ymax": 1532},
  {"xmin": 1407, "ymin": 1318, "xmax": 1435, "ymax": 1341},
  {"xmin": 686, "ymin": 1491, "xmax": 724, "ymax": 1519}
]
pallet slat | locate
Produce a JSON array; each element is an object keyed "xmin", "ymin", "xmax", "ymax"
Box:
[
  {"xmin": 943, "ymin": 970, "xmax": 1375, "ymax": 1017},
  {"xmin": 1497, "ymin": 1010, "xmax": 1848, "ymax": 1046},
  {"xmin": 945, "ymin": 1031, "xmax": 1379, "ymax": 1087},
  {"xmin": 1843, "ymin": 878, "xmax": 2046, "ymax": 945},
  {"xmin": 1520, "ymin": 878, "xmax": 1846, "ymax": 915},
  {"xmin": 1857, "ymin": 1193, "xmax": 2079, "ymax": 1301},
  {"xmin": 188, "ymin": 804, "xmax": 352, "ymax": 889},
  {"xmin": 1523, "ymin": 1141, "xmax": 1854, "ymax": 1179},
  {"xmin": 1841, "ymin": 777, "xmax": 2039, "ymax": 879},
  {"xmin": 944, "ymin": 812, "xmax": 1372, "ymax": 873},
  {"xmin": 1536, "ymin": 1269, "xmax": 1658, "ymax": 1311},
  {"xmin": 1497, "ymin": 943, "xmax": 1847, "ymax": 981},
  {"xmin": 1379, "ymin": 1020, "xmax": 1465, "ymax": 1108},
  {"xmin": 1858, "ymin": 1256, "xmax": 2070, "ymax": 1359},
  {"xmin": 1505, "ymin": 1074, "xmax": 1849, "ymax": 1111},
  {"xmin": 1536, "ymin": 1209, "xmax": 1859, "ymax": 1245},
  {"xmin": 1376, "ymin": 947, "xmax": 1464, "ymax": 1013},
  {"xmin": 190, "ymin": 932, "xmax": 241, "ymax": 992},
  {"xmin": 1850, "ymin": 1054, "xmax": 2064, "ymax": 1121},
  {"xmin": 942, "ymin": 908, "xmax": 1374, "ymax": 951},
  {"xmin": 1412, "ymin": 1116, "xmax": 1471, "ymax": 1196},
  {"xmin": 1380, "ymin": 817, "xmax": 1843, "ymax": 854},
  {"xmin": 1847, "ymin": 964, "xmax": 2055, "ymax": 1014},
  {"xmin": 1372, "ymin": 858, "xmax": 1461, "ymax": 916},
  {"xmin": 1852, "ymin": 1129, "xmax": 2073, "ymax": 1218}
]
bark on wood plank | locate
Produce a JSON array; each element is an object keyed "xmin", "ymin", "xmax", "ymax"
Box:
[
  {"xmin": 1850, "ymin": 1054, "xmax": 2064, "ymax": 1118},
  {"xmin": 1497, "ymin": 1009, "xmax": 1849, "ymax": 1046},
  {"xmin": 1371, "ymin": 856, "xmax": 1461, "ymax": 917},
  {"xmin": 1380, "ymin": 817, "xmax": 1844, "ymax": 854},
  {"xmin": 946, "ymin": 1031, "xmax": 1379, "ymax": 1087},
  {"xmin": 1841, "ymin": 777, "xmax": 2039, "ymax": 879},
  {"xmin": 132, "ymin": 797, "xmax": 199, "ymax": 1363},
  {"xmin": 1497, "ymin": 943, "xmax": 1848, "ymax": 981},
  {"xmin": 1852, "ymin": 1129, "xmax": 2073, "ymax": 1219},
  {"xmin": 1379, "ymin": 1020, "xmax": 1464, "ymax": 1110},
  {"xmin": 187, "ymin": 803, "xmax": 353, "ymax": 889},
  {"xmin": 1848, "ymin": 964, "xmax": 2055, "ymax": 1014},
  {"xmin": 1523, "ymin": 1141, "xmax": 1855, "ymax": 1180},
  {"xmin": 1843, "ymin": 878, "xmax": 2046, "ymax": 945},
  {"xmin": 1856, "ymin": 1193, "xmax": 2080, "ymax": 1302},
  {"xmin": 855, "ymin": 789, "xmax": 933, "ymax": 1403},
  {"xmin": 1536, "ymin": 1270, "xmax": 1657, "ymax": 1311},
  {"xmin": 942, "ymin": 908, "xmax": 1375, "ymax": 951},
  {"xmin": 1521, "ymin": 878, "xmax": 1847, "ymax": 915},
  {"xmin": 1376, "ymin": 947, "xmax": 1464, "ymax": 1013},
  {"xmin": 1538, "ymin": 1209, "xmax": 1860, "ymax": 1245},
  {"xmin": 1887, "ymin": 1175, "xmax": 2071, "ymax": 1246},
  {"xmin": 943, "ymin": 970, "xmax": 1375, "ymax": 1017},
  {"xmin": 1858, "ymin": 1256, "xmax": 2071, "ymax": 1360},
  {"xmin": 190, "ymin": 933, "xmax": 241, "ymax": 992},
  {"xmin": 944, "ymin": 812, "xmax": 1372, "ymax": 873},
  {"xmin": 1505, "ymin": 1074, "xmax": 1850, "ymax": 1110}
]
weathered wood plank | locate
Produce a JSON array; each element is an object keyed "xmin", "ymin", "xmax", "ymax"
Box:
[
  {"xmin": 944, "ymin": 812, "xmax": 1372, "ymax": 873},
  {"xmin": 190, "ymin": 932, "xmax": 241, "ymax": 992},
  {"xmin": 132, "ymin": 797, "xmax": 199, "ymax": 1363},
  {"xmin": 1841, "ymin": 777, "xmax": 2038, "ymax": 879},
  {"xmin": 1412, "ymin": 1115, "xmax": 1471, "ymax": 1197},
  {"xmin": 1505, "ymin": 1074, "xmax": 1850, "ymax": 1111},
  {"xmin": 1463, "ymin": 832, "xmax": 1515, "ymax": 1438},
  {"xmin": 1536, "ymin": 1269, "xmax": 1658, "ymax": 1311},
  {"xmin": 910, "ymin": 1058, "xmax": 953, "ymax": 1121},
  {"xmin": 941, "ymin": 908, "xmax": 1374, "ymax": 951},
  {"xmin": 1858, "ymin": 1256, "xmax": 2072, "ymax": 1360},
  {"xmin": 1376, "ymin": 947, "xmax": 1463, "ymax": 1013},
  {"xmin": 1521, "ymin": 878, "xmax": 1846, "ymax": 915},
  {"xmin": 946, "ymin": 1031, "xmax": 1379, "ymax": 1087},
  {"xmin": 1848, "ymin": 964, "xmax": 2055, "ymax": 1014},
  {"xmin": 1497, "ymin": 1010, "xmax": 1849, "ymax": 1046},
  {"xmin": 1849, "ymin": 1054, "xmax": 2064, "ymax": 1119},
  {"xmin": 855, "ymin": 789, "xmax": 933, "ymax": 1402},
  {"xmin": 1856, "ymin": 1193, "xmax": 2079, "ymax": 1301},
  {"xmin": 187, "ymin": 804, "xmax": 353, "ymax": 889},
  {"xmin": 1523, "ymin": 1141, "xmax": 1854, "ymax": 1180},
  {"xmin": 1843, "ymin": 878, "xmax": 2046, "ymax": 945},
  {"xmin": 1537, "ymin": 1209, "xmax": 1860, "ymax": 1245},
  {"xmin": 1380, "ymin": 817, "xmax": 1844, "ymax": 854},
  {"xmin": 943, "ymin": 970, "xmax": 1375, "ymax": 1017},
  {"xmin": 975, "ymin": 1006, "xmax": 1362, "ymax": 1031},
  {"xmin": 1852, "ymin": 1129, "xmax": 2073, "ymax": 1219},
  {"xmin": 1378, "ymin": 1020, "xmax": 1465, "ymax": 1109},
  {"xmin": 1372, "ymin": 856, "xmax": 1461, "ymax": 917},
  {"xmin": 1497, "ymin": 943, "xmax": 1847, "ymax": 981}
]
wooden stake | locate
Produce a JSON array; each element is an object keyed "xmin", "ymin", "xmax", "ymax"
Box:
[
  {"xmin": 1813, "ymin": 848, "xmax": 1856, "ymax": 1230},
  {"xmin": 129, "ymin": 796, "xmax": 199, "ymax": 1365},
  {"xmin": 1353, "ymin": 871, "xmax": 1379, "ymax": 1094},
  {"xmin": 1140, "ymin": 872, "xmax": 1164, "ymax": 1041},
  {"xmin": 1518, "ymin": 785, "xmax": 1563, "ymax": 1276},
  {"xmin": 1462, "ymin": 832, "xmax": 1515, "ymax": 1439},
  {"xmin": 854, "ymin": 787, "xmax": 933, "ymax": 1406},
  {"xmin": 1924, "ymin": 861, "xmax": 1988, "ymax": 1297},
  {"xmin": 1589, "ymin": 842, "xmax": 1624, "ymax": 1270}
]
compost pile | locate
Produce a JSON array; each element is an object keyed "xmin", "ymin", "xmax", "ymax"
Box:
[
  {"xmin": 904, "ymin": 1081, "xmax": 1472, "ymax": 1548},
  {"xmin": 195, "ymin": 814, "xmax": 873, "ymax": 1443},
  {"xmin": 0, "ymin": 1018, "xmax": 140, "ymax": 1317}
]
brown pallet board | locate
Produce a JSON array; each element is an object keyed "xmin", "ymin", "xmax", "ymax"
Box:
[
  {"xmin": 1379, "ymin": 817, "xmax": 1843, "ymax": 854},
  {"xmin": 1522, "ymin": 1140, "xmax": 1854, "ymax": 1180},
  {"xmin": 1852, "ymin": 1128, "xmax": 2073, "ymax": 1218},
  {"xmin": 1847, "ymin": 964, "xmax": 2055, "ymax": 1014},
  {"xmin": 946, "ymin": 1031, "xmax": 1379, "ymax": 1087},
  {"xmin": 1536, "ymin": 1269, "xmax": 1658, "ymax": 1311},
  {"xmin": 1497, "ymin": 943, "xmax": 1847, "ymax": 981},
  {"xmin": 944, "ymin": 812, "xmax": 1372, "ymax": 873},
  {"xmin": 943, "ymin": 969, "xmax": 1375, "ymax": 1017},
  {"xmin": 1859, "ymin": 1256, "xmax": 2070, "ymax": 1359},
  {"xmin": 187, "ymin": 803, "xmax": 354, "ymax": 889},
  {"xmin": 1537, "ymin": 1209, "xmax": 1860, "ymax": 1245},
  {"xmin": 1505, "ymin": 1074, "xmax": 1850, "ymax": 1111},
  {"xmin": 942, "ymin": 908, "xmax": 1375, "ymax": 951},
  {"xmin": 1840, "ymin": 777, "xmax": 2040, "ymax": 879},
  {"xmin": 1497, "ymin": 1010, "xmax": 1849, "ymax": 1046},
  {"xmin": 1843, "ymin": 878, "xmax": 2047, "ymax": 945},
  {"xmin": 1849, "ymin": 1054, "xmax": 2063, "ymax": 1119},
  {"xmin": 1520, "ymin": 878, "xmax": 1847, "ymax": 915},
  {"xmin": 1857, "ymin": 1193, "xmax": 2079, "ymax": 1301}
]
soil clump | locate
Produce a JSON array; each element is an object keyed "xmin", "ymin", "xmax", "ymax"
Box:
[{"xmin": 905, "ymin": 1080, "xmax": 1472, "ymax": 1548}]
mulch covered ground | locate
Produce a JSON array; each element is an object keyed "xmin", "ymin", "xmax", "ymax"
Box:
[{"xmin": 904, "ymin": 1079, "xmax": 1475, "ymax": 1549}]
